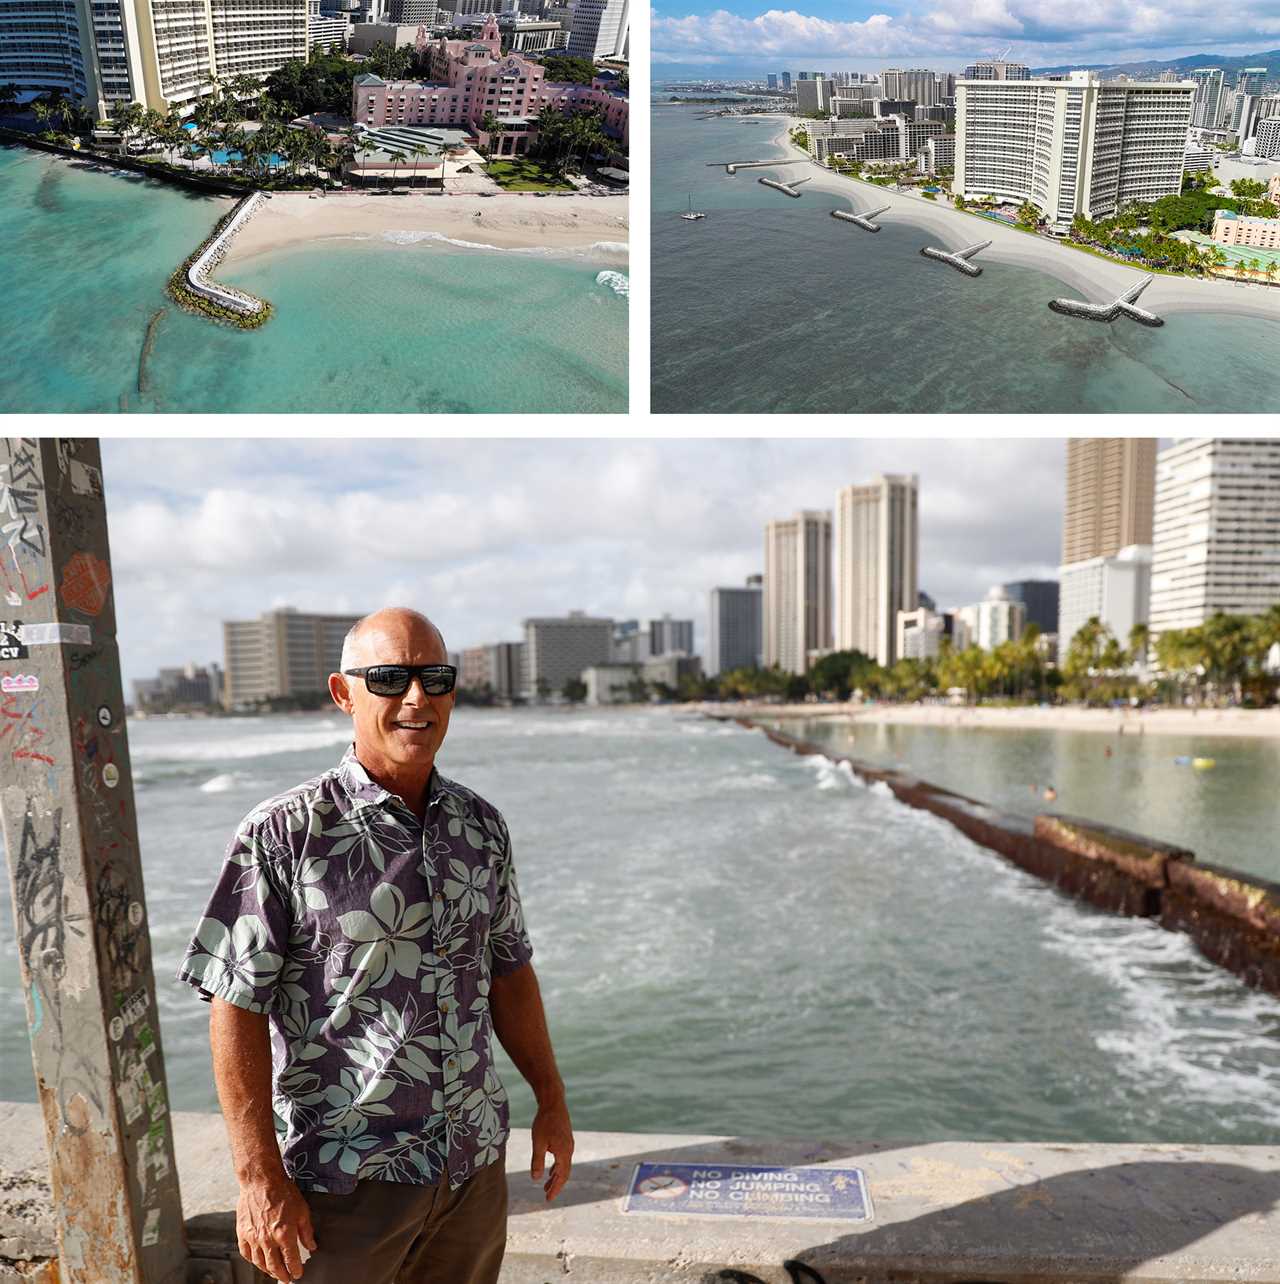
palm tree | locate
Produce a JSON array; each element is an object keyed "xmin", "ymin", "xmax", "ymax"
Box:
[
  {"xmin": 1127, "ymin": 622, "xmax": 1150, "ymax": 671},
  {"xmin": 33, "ymin": 101, "xmax": 51, "ymax": 129},
  {"xmin": 408, "ymin": 141, "xmax": 430, "ymax": 188},
  {"xmin": 479, "ymin": 111, "xmax": 504, "ymax": 160}
]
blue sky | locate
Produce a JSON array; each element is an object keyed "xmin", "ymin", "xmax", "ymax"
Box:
[
  {"xmin": 98, "ymin": 439, "xmax": 1067, "ymax": 689},
  {"xmin": 651, "ymin": 0, "xmax": 1280, "ymax": 72}
]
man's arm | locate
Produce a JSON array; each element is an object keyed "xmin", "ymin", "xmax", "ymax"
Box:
[
  {"xmin": 490, "ymin": 963, "xmax": 574, "ymax": 1200},
  {"xmin": 210, "ymin": 998, "xmax": 316, "ymax": 1282}
]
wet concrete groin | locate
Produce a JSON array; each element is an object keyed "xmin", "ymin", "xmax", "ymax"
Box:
[
  {"xmin": 1048, "ymin": 274, "xmax": 1164, "ymax": 326},
  {"xmin": 760, "ymin": 176, "xmax": 809, "ymax": 197},
  {"xmin": 832, "ymin": 206, "xmax": 890, "ymax": 232},
  {"xmin": 725, "ymin": 717, "xmax": 1280, "ymax": 997}
]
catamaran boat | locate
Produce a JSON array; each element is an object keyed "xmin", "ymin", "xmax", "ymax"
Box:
[{"xmin": 680, "ymin": 194, "xmax": 706, "ymax": 221}]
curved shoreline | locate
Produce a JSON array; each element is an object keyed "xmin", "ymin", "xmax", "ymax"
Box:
[
  {"xmin": 760, "ymin": 115, "xmax": 1280, "ymax": 324},
  {"xmin": 220, "ymin": 191, "xmax": 629, "ymax": 271}
]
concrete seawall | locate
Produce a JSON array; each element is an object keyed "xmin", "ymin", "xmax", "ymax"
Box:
[
  {"xmin": 185, "ymin": 192, "xmax": 269, "ymax": 316},
  {"xmin": 728, "ymin": 717, "xmax": 1280, "ymax": 997},
  {"xmin": 2, "ymin": 1103, "xmax": 1278, "ymax": 1283}
]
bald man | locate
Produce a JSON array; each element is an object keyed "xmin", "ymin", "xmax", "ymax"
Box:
[{"xmin": 177, "ymin": 608, "xmax": 572, "ymax": 1284}]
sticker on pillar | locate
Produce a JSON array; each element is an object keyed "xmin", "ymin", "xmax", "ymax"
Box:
[
  {"xmin": 0, "ymin": 621, "xmax": 28, "ymax": 660},
  {"xmin": 17, "ymin": 621, "xmax": 92, "ymax": 646},
  {"xmin": 103, "ymin": 762, "xmax": 120, "ymax": 788},
  {"xmin": 97, "ymin": 705, "xmax": 113, "ymax": 727},
  {"xmin": 129, "ymin": 901, "xmax": 144, "ymax": 927},
  {"xmin": 110, "ymin": 1015, "xmax": 125, "ymax": 1042},
  {"xmin": 624, "ymin": 1164, "xmax": 874, "ymax": 1222},
  {"xmin": 1, "ymin": 674, "xmax": 38, "ymax": 693},
  {"xmin": 60, "ymin": 551, "xmax": 112, "ymax": 617},
  {"xmin": 142, "ymin": 1207, "xmax": 162, "ymax": 1247}
]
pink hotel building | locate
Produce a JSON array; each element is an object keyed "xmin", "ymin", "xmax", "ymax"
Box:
[{"xmin": 351, "ymin": 18, "xmax": 629, "ymax": 156}]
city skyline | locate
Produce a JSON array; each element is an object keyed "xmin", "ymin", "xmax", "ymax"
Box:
[
  {"xmin": 651, "ymin": 0, "xmax": 1280, "ymax": 71},
  {"xmin": 101, "ymin": 439, "xmax": 1073, "ymax": 687}
]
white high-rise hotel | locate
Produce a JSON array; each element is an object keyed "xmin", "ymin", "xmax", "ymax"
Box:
[
  {"xmin": 833, "ymin": 475, "xmax": 918, "ymax": 667},
  {"xmin": 1149, "ymin": 439, "xmax": 1280, "ymax": 642},
  {"xmin": 956, "ymin": 72, "xmax": 1195, "ymax": 233},
  {"xmin": 2, "ymin": 0, "xmax": 307, "ymax": 115},
  {"xmin": 764, "ymin": 511, "xmax": 831, "ymax": 675}
]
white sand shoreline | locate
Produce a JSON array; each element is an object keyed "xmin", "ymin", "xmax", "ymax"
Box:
[
  {"xmin": 756, "ymin": 115, "xmax": 1280, "ymax": 324},
  {"xmin": 710, "ymin": 699, "xmax": 1280, "ymax": 739},
  {"xmin": 222, "ymin": 191, "xmax": 629, "ymax": 268}
]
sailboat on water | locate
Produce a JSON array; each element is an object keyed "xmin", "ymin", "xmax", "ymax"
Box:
[{"xmin": 680, "ymin": 193, "xmax": 706, "ymax": 221}]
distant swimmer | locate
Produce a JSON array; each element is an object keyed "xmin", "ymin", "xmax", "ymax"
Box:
[
  {"xmin": 1104, "ymin": 745, "xmax": 1113, "ymax": 758},
  {"xmin": 1044, "ymin": 785, "xmax": 1057, "ymax": 801}
]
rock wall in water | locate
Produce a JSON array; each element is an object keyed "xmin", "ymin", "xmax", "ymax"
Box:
[{"xmin": 734, "ymin": 717, "xmax": 1280, "ymax": 998}]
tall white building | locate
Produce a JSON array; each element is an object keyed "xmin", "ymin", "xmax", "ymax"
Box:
[
  {"xmin": 833, "ymin": 474, "xmax": 918, "ymax": 667},
  {"xmin": 649, "ymin": 614, "xmax": 694, "ymax": 656},
  {"xmin": 565, "ymin": 0, "xmax": 626, "ymax": 59},
  {"xmin": 0, "ymin": 0, "xmax": 307, "ymax": 113},
  {"xmin": 1057, "ymin": 545, "xmax": 1152, "ymax": 655},
  {"xmin": 707, "ymin": 576, "xmax": 763, "ymax": 676},
  {"xmin": 795, "ymin": 77, "xmax": 829, "ymax": 114},
  {"xmin": 880, "ymin": 67, "xmax": 938, "ymax": 106},
  {"xmin": 956, "ymin": 72, "xmax": 1195, "ymax": 233},
  {"xmin": 1189, "ymin": 67, "xmax": 1225, "ymax": 128},
  {"xmin": 962, "ymin": 60, "xmax": 1029, "ymax": 81},
  {"xmin": 974, "ymin": 585, "xmax": 1026, "ymax": 651},
  {"xmin": 523, "ymin": 611, "xmax": 613, "ymax": 698},
  {"xmin": 764, "ymin": 511, "xmax": 831, "ymax": 675},
  {"xmin": 1149, "ymin": 439, "xmax": 1280, "ymax": 642}
]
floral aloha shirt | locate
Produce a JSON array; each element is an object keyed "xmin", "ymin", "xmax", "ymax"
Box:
[{"xmin": 176, "ymin": 746, "xmax": 534, "ymax": 1194}]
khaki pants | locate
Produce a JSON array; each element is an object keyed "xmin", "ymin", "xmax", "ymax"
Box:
[{"xmin": 300, "ymin": 1157, "xmax": 508, "ymax": 1284}]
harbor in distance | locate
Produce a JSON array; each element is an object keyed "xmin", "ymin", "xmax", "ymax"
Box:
[{"xmin": 651, "ymin": 0, "xmax": 1280, "ymax": 414}]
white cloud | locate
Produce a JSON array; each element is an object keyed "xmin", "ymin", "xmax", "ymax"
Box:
[
  {"xmin": 652, "ymin": 0, "xmax": 1280, "ymax": 65},
  {"xmin": 101, "ymin": 439, "xmax": 1066, "ymax": 688}
]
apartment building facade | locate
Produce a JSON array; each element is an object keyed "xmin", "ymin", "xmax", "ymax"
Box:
[
  {"xmin": 565, "ymin": 0, "xmax": 625, "ymax": 59},
  {"xmin": 833, "ymin": 474, "xmax": 918, "ymax": 668},
  {"xmin": 1149, "ymin": 439, "xmax": 1280, "ymax": 642},
  {"xmin": 764, "ymin": 511, "xmax": 831, "ymax": 675},
  {"xmin": 523, "ymin": 611, "xmax": 613, "ymax": 698},
  {"xmin": 956, "ymin": 72, "xmax": 1194, "ymax": 233},
  {"xmin": 707, "ymin": 576, "xmax": 762, "ymax": 676},
  {"xmin": 222, "ymin": 606, "xmax": 363, "ymax": 708}
]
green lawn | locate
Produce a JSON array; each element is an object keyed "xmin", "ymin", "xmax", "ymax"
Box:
[{"xmin": 486, "ymin": 158, "xmax": 574, "ymax": 192}]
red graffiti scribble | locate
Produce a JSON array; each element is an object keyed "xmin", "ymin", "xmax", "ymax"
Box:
[
  {"xmin": 14, "ymin": 749, "xmax": 55, "ymax": 765},
  {"xmin": 60, "ymin": 552, "xmax": 111, "ymax": 617},
  {"xmin": 27, "ymin": 585, "xmax": 49, "ymax": 600}
]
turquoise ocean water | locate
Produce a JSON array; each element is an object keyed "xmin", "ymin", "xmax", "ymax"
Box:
[
  {"xmin": 652, "ymin": 106, "xmax": 1280, "ymax": 414},
  {"xmin": 0, "ymin": 144, "xmax": 627, "ymax": 414}
]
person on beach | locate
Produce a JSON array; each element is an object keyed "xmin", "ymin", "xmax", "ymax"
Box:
[{"xmin": 177, "ymin": 607, "xmax": 572, "ymax": 1284}]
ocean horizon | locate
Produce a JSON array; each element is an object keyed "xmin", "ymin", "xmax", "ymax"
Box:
[
  {"xmin": 651, "ymin": 107, "xmax": 1280, "ymax": 414},
  {"xmin": 1, "ymin": 144, "xmax": 628, "ymax": 414}
]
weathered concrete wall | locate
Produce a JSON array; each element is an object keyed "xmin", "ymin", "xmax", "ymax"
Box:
[
  {"xmin": 729, "ymin": 717, "xmax": 1280, "ymax": 997},
  {"xmin": 3, "ymin": 1105, "xmax": 1279, "ymax": 1284}
]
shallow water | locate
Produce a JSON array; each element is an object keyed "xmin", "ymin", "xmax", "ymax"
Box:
[
  {"xmin": 2, "ymin": 709, "xmax": 1277, "ymax": 1146},
  {"xmin": 650, "ymin": 109, "xmax": 1280, "ymax": 414},
  {"xmin": 0, "ymin": 145, "xmax": 627, "ymax": 414}
]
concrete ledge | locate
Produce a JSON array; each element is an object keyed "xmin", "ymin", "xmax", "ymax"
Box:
[{"xmin": 3, "ymin": 1106, "xmax": 1279, "ymax": 1284}]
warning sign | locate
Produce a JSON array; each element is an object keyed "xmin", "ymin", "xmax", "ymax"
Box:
[
  {"xmin": 0, "ymin": 620, "xmax": 27, "ymax": 661},
  {"xmin": 624, "ymin": 1163, "xmax": 873, "ymax": 1222}
]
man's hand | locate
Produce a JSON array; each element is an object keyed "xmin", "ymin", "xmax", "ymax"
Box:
[
  {"xmin": 236, "ymin": 1175, "xmax": 317, "ymax": 1282},
  {"xmin": 530, "ymin": 1098, "xmax": 574, "ymax": 1201}
]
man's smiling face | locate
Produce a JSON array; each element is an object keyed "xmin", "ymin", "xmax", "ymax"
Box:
[{"xmin": 331, "ymin": 609, "xmax": 455, "ymax": 789}]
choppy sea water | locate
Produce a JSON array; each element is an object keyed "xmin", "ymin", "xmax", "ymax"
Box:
[
  {"xmin": 650, "ymin": 108, "xmax": 1280, "ymax": 414},
  {"xmin": 778, "ymin": 716, "xmax": 1280, "ymax": 884},
  {"xmin": 2, "ymin": 709, "xmax": 1277, "ymax": 1146},
  {"xmin": 0, "ymin": 145, "xmax": 627, "ymax": 414}
]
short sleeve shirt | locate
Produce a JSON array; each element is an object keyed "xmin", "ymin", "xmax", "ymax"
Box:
[{"xmin": 176, "ymin": 746, "xmax": 533, "ymax": 1194}]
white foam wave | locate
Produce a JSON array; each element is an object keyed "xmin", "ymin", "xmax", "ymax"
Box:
[
  {"xmin": 199, "ymin": 773, "xmax": 239, "ymax": 793},
  {"xmin": 132, "ymin": 727, "xmax": 352, "ymax": 764},
  {"xmin": 594, "ymin": 269, "xmax": 629, "ymax": 298},
  {"xmin": 590, "ymin": 240, "xmax": 629, "ymax": 252},
  {"xmin": 803, "ymin": 754, "xmax": 860, "ymax": 792},
  {"xmin": 382, "ymin": 229, "xmax": 501, "ymax": 250}
]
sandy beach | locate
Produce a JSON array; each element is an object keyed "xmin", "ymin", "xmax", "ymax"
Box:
[
  {"xmin": 222, "ymin": 190, "xmax": 629, "ymax": 266},
  {"xmin": 761, "ymin": 116, "xmax": 1280, "ymax": 323},
  {"xmin": 709, "ymin": 699, "xmax": 1280, "ymax": 739}
]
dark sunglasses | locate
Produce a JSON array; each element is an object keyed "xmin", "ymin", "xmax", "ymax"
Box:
[{"xmin": 343, "ymin": 664, "xmax": 458, "ymax": 697}]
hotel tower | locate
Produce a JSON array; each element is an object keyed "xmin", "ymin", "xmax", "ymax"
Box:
[
  {"xmin": 956, "ymin": 72, "xmax": 1195, "ymax": 233},
  {"xmin": 764, "ymin": 511, "xmax": 831, "ymax": 675},
  {"xmin": 1, "ymin": 0, "xmax": 306, "ymax": 115},
  {"xmin": 833, "ymin": 475, "xmax": 919, "ymax": 667}
]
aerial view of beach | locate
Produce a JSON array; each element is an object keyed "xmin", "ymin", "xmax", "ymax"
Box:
[
  {"xmin": 652, "ymin": 2, "xmax": 1280, "ymax": 414},
  {"xmin": 1, "ymin": 20, "xmax": 628, "ymax": 414}
]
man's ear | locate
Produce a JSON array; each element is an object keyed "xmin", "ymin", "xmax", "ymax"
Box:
[{"xmin": 328, "ymin": 672, "xmax": 353, "ymax": 714}]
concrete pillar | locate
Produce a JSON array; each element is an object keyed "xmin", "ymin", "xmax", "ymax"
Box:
[{"xmin": 0, "ymin": 438, "xmax": 186, "ymax": 1284}]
